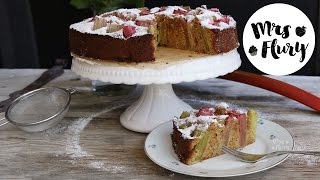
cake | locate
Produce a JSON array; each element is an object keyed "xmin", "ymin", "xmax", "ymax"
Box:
[
  {"xmin": 69, "ymin": 5, "xmax": 239, "ymax": 62},
  {"xmin": 171, "ymin": 103, "xmax": 258, "ymax": 165}
]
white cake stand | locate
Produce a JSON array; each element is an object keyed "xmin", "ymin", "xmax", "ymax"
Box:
[{"xmin": 71, "ymin": 47, "xmax": 241, "ymax": 133}]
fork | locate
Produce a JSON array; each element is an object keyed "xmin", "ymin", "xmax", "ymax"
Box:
[{"xmin": 221, "ymin": 145, "xmax": 320, "ymax": 163}]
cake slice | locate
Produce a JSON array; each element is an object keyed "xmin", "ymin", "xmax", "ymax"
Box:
[{"xmin": 171, "ymin": 103, "xmax": 258, "ymax": 165}]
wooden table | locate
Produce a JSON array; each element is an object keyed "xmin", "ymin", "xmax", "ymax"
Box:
[{"xmin": 0, "ymin": 69, "xmax": 319, "ymax": 179}]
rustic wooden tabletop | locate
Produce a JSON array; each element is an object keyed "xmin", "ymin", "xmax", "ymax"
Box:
[{"xmin": 0, "ymin": 69, "xmax": 319, "ymax": 179}]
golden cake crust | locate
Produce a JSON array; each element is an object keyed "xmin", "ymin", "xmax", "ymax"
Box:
[{"xmin": 69, "ymin": 29, "xmax": 156, "ymax": 62}]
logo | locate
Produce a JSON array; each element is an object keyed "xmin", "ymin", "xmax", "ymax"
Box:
[{"xmin": 243, "ymin": 3, "xmax": 315, "ymax": 75}]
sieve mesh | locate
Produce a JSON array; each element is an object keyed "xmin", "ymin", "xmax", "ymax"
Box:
[{"xmin": 6, "ymin": 88, "xmax": 70, "ymax": 125}]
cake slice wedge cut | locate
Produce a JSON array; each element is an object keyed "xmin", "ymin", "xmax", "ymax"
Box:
[{"xmin": 171, "ymin": 103, "xmax": 258, "ymax": 165}]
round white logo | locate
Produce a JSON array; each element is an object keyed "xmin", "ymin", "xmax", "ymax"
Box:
[{"xmin": 243, "ymin": 3, "xmax": 315, "ymax": 75}]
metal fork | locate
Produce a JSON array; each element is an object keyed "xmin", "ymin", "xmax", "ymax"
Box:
[{"xmin": 221, "ymin": 145, "xmax": 320, "ymax": 163}]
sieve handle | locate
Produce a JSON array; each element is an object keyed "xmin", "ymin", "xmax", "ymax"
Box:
[{"xmin": 0, "ymin": 117, "xmax": 9, "ymax": 127}]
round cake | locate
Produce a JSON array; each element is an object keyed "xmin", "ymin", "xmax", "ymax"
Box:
[{"xmin": 69, "ymin": 5, "xmax": 239, "ymax": 62}]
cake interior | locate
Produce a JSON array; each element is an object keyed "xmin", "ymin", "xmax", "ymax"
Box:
[{"xmin": 156, "ymin": 14, "xmax": 238, "ymax": 55}]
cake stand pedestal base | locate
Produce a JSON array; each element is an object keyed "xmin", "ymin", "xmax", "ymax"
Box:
[{"xmin": 120, "ymin": 84, "xmax": 192, "ymax": 133}]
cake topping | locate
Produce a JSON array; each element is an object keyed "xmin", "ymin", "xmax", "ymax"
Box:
[
  {"xmin": 196, "ymin": 106, "xmax": 214, "ymax": 117},
  {"xmin": 220, "ymin": 15, "xmax": 230, "ymax": 24},
  {"xmin": 150, "ymin": 7, "xmax": 161, "ymax": 14},
  {"xmin": 123, "ymin": 25, "xmax": 136, "ymax": 38},
  {"xmin": 179, "ymin": 111, "xmax": 190, "ymax": 119},
  {"xmin": 216, "ymin": 102, "xmax": 229, "ymax": 109},
  {"xmin": 139, "ymin": 7, "xmax": 150, "ymax": 15},
  {"xmin": 174, "ymin": 103, "xmax": 248, "ymax": 139},
  {"xmin": 210, "ymin": 8, "xmax": 219, "ymax": 12},
  {"xmin": 106, "ymin": 23, "xmax": 123, "ymax": 33},
  {"xmin": 117, "ymin": 8, "xmax": 141, "ymax": 19},
  {"xmin": 70, "ymin": 5, "xmax": 237, "ymax": 39},
  {"xmin": 92, "ymin": 16, "xmax": 108, "ymax": 30},
  {"xmin": 135, "ymin": 14, "xmax": 155, "ymax": 21},
  {"xmin": 173, "ymin": 8, "xmax": 188, "ymax": 15},
  {"xmin": 156, "ymin": 6, "xmax": 186, "ymax": 15}
]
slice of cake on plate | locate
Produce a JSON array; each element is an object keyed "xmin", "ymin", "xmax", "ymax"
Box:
[
  {"xmin": 69, "ymin": 5, "xmax": 239, "ymax": 62},
  {"xmin": 171, "ymin": 103, "xmax": 258, "ymax": 165}
]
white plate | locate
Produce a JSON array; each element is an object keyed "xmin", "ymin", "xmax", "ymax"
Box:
[{"xmin": 145, "ymin": 119, "xmax": 294, "ymax": 177}]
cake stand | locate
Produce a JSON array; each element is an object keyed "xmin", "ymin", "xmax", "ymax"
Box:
[{"xmin": 71, "ymin": 47, "xmax": 241, "ymax": 133}]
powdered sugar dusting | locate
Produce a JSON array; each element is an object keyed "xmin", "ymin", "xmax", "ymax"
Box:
[
  {"xmin": 70, "ymin": 5, "xmax": 237, "ymax": 39},
  {"xmin": 136, "ymin": 14, "xmax": 155, "ymax": 21},
  {"xmin": 88, "ymin": 161, "xmax": 127, "ymax": 173},
  {"xmin": 65, "ymin": 116, "xmax": 91, "ymax": 158},
  {"xmin": 176, "ymin": 123, "xmax": 197, "ymax": 139},
  {"xmin": 194, "ymin": 8, "xmax": 236, "ymax": 30},
  {"xmin": 70, "ymin": 20, "xmax": 148, "ymax": 39},
  {"xmin": 150, "ymin": 7, "xmax": 160, "ymax": 14},
  {"xmin": 173, "ymin": 101, "xmax": 252, "ymax": 139},
  {"xmin": 60, "ymin": 102, "xmax": 130, "ymax": 172},
  {"xmin": 289, "ymin": 140, "xmax": 320, "ymax": 166},
  {"xmin": 117, "ymin": 8, "xmax": 141, "ymax": 16},
  {"xmin": 216, "ymin": 102, "xmax": 229, "ymax": 109},
  {"xmin": 181, "ymin": 96, "xmax": 248, "ymax": 115},
  {"xmin": 70, "ymin": 21, "xmax": 94, "ymax": 34},
  {"xmin": 156, "ymin": 6, "xmax": 185, "ymax": 15}
]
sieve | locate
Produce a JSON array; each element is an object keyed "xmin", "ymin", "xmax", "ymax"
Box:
[{"xmin": 0, "ymin": 87, "xmax": 76, "ymax": 132}]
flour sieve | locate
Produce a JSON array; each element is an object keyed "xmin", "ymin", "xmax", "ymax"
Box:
[{"xmin": 0, "ymin": 87, "xmax": 76, "ymax": 132}]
